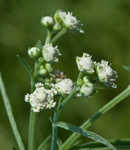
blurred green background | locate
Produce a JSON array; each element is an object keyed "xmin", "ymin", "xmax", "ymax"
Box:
[{"xmin": 0, "ymin": 0, "xmax": 130, "ymax": 149}]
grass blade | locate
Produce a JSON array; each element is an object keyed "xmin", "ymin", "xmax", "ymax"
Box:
[{"xmin": 0, "ymin": 73, "xmax": 25, "ymax": 150}]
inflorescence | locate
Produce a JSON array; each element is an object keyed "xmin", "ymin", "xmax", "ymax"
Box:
[{"xmin": 25, "ymin": 10, "xmax": 118, "ymax": 112}]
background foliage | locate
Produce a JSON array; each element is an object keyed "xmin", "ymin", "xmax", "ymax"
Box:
[{"xmin": 0, "ymin": 0, "xmax": 130, "ymax": 149}]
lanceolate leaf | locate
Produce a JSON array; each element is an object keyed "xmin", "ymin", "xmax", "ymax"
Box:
[
  {"xmin": 70, "ymin": 139, "xmax": 130, "ymax": 150},
  {"xmin": 56, "ymin": 122, "xmax": 116, "ymax": 150}
]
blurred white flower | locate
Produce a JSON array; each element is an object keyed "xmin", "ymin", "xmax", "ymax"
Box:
[
  {"xmin": 28, "ymin": 47, "xmax": 40, "ymax": 58},
  {"xmin": 25, "ymin": 83, "xmax": 56, "ymax": 112},
  {"xmin": 76, "ymin": 53, "xmax": 94, "ymax": 73},
  {"xmin": 55, "ymin": 78, "xmax": 73, "ymax": 94},
  {"xmin": 96, "ymin": 60, "xmax": 118, "ymax": 88},
  {"xmin": 42, "ymin": 43, "xmax": 61, "ymax": 62},
  {"xmin": 41, "ymin": 16, "xmax": 53, "ymax": 27}
]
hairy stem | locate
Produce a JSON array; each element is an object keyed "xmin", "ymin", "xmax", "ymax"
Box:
[
  {"xmin": 60, "ymin": 85, "xmax": 130, "ymax": 150},
  {"xmin": 0, "ymin": 73, "xmax": 25, "ymax": 150},
  {"xmin": 51, "ymin": 110, "xmax": 59, "ymax": 150}
]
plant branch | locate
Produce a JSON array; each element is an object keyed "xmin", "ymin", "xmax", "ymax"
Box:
[
  {"xmin": 51, "ymin": 110, "xmax": 59, "ymax": 150},
  {"xmin": 60, "ymin": 85, "xmax": 130, "ymax": 150},
  {"xmin": 52, "ymin": 28, "xmax": 67, "ymax": 43},
  {"xmin": 0, "ymin": 73, "xmax": 25, "ymax": 150}
]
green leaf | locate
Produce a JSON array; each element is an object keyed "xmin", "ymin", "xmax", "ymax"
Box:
[
  {"xmin": 123, "ymin": 66, "xmax": 130, "ymax": 72},
  {"xmin": 70, "ymin": 139, "xmax": 130, "ymax": 150},
  {"xmin": 16, "ymin": 54, "xmax": 32, "ymax": 78},
  {"xmin": 56, "ymin": 122, "xmax": 116, "ymax": 150}
]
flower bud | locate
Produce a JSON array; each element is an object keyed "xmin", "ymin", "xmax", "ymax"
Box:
[
  {"xmin": 45, "ymin": 63, "xmax": 53, "ymax": 73},
  {"xmin": 80, "ymin": 82, "xmax": 94, "ymax": 97},
  {"xmin": 41, "ymin": 16, "xmax": 53, "ymax": 27},
  {"xmin": 39, "ymin": 66, "xmax": 47, "ymax": 75},
  {"xmin": 28, "ymin": 47, "xmax": 40, "ymax": 58}
]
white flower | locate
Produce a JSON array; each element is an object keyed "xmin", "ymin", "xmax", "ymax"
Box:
[
  {"xmin": 80, "ymin": 82, "xmax": 94, "ymax": 97},
  {"xmin": 28, "ymin": 47, "xmax": 40, "ymax": 58},
  {"xmin": 42, "ymin": 44, "xmax": 61, "ymax": 62},
  {"xmin": 55, "ymin": 78, "xmax": 73, "ymax": 94},
  {"xmin": 96, "ymin": 60, "xmax": 118, "ymax": 88},
  {"xmin": 24, "ymin": 83, "xmax": 56, "ymax": 112},
  {"xmin": 76, "ymin": 53, "xmax": 95, "ymax": 73},
  {"xmin": 59, "ymin": 11, "xmax": 78, "ymax": 29},
  {"xmin": 41, "ymin": 16, "xmax": 53, "ymax": 27}
]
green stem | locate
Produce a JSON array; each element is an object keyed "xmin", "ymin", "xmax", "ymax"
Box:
[
  {"xmin": 59, "ymin": 86, "xmax": 77, "ymax": 112},
  {"xmin": 28, "ymin": 111, "xmax": 37, "ymax": 150},
  {"xmin": 45, "ymin": 30, "xmax": 52, "ymax": 44},
  {"xmin": 60, "ymin": 85, "xmax": 130, "ymax": 150},
  {"xmin": 52, "ymin": 28, "xmax": 67, "ymax": 43},
  {"xmin": 51, "ymin": 110, "xmax": 59, "ymax": 150},
  {"xmin": 28, "ymin": 61, "xmax": 37, "ymax": 150},
  {"xmin": 0, "ymin": 73, "xmax": 25, "ymax": 150}
]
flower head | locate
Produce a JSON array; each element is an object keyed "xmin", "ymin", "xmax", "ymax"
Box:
[
  {"xmin": 96, "ymin": 60, "xmax": 118, "ymax": 88},
  {"xmin": 55, "ymin": 10, "xmax": 83, "ymax": 32},
  {"xmin": 55, "ymin": 78, "xmax": 73, "ymax": 94},
  {"xmin": 76, "ymin": 53, "xmax": 95, "ymax": 74},
  {"xmin": 28, "ymin": 47, "xmax": 40, "ymax": 58},
  {"xmin": 25, "ymin": 83, "xmax": 56, "ymax": 112},
  {"xmin": 42, "ymin": 43, "xmax": 61, "ymax": 62},
  {"xmin": 41, "ymin": 16, "xmax": 53, "ymax": 27}
]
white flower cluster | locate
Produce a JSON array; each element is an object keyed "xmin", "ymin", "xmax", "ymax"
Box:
[
  {"xmin": 42, "ymin": 43, "xmax": 61, "ymax": 62},
  {"xmin": 76, "ymin": 53, "xmax": 118, "ymax": 92},
  {"xmin": 28, "ymin": 47, "xmax": 40, "ymax": 58},
  {"xmin": 25, "ymin": 83, "xmax": 56, "ymax": 112},
  {"xmin": 58, "ymin": 11, "xmax": 78, "ymax": 29},
  {"xmin": 54, "ymin": 78, "xmax": 73, "ymax": 94},
  {"xmin": 25, "ymin": 78, "xmax": 74, "ymax": 112},
  {"xmin": 76, "ymin": 53, "xmax": 94, "ymax": 74},
  {"xmin": 55, "ymin": 10, "xmax": 84, "ymax": 32},
  {"xmin": 96, "ymin": 60, "xmax": 118, "ymax": 88}
]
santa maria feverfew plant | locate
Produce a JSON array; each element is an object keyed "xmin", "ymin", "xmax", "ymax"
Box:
[{"xmin": 0, "ymin": 10, "xmax": 130, "ymax": 150}]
